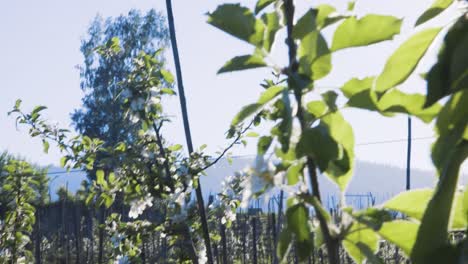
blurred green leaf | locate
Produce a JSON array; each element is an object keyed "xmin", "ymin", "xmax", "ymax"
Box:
[
  {"xmin": 425, "ymin": 18, "xmax": 468, "ymax": 107},
  {"xmin": 343, "ymin": 222, "xmax": 379, "ymax": 264},
  {"xmin": 296, "ymin": 125, "xmax": 339, "ymax": 171}
]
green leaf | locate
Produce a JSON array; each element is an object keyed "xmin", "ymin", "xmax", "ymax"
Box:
[
  {"xmin": 343, "ymin": 77, "xmax": 441, "ymax": 123},
  {"xmin": 321, "ymin": 112, "xmax": 355, "ymax": 191},
  {"xmin": 306, "ymin": 100, "xmax": 327, "ymax": 118},
  {"xmin": 255, "ymin": 0, "xmax": 275, "ymax": 14},
  {"xmin": 207, "ymin": 4, "xmax": 265, "ymax": 47},
  {"xmin": 246, "ymin": 131, "xmax": 259, "ymax": 137},
  {"xmin": 374, "ymin": 27, "xmax": 442, "ymax": 93},
  {"xmin": 432, "ymin": 91, "xmax": 468, "ymax": 173},
  {"xmin": 425, "ymin": 18, "xmax": 468, "ymax": 107},
  {"xmin": 161, "ymin": 88, "xmax": 176, "ymax": 95},
  {"xmin": 343, "ymin": 222, "xmax": 379, "ymax": 264},
  {"xmin": 304, "ymin": 195, "xmax": 332, "ymax": 223},
  {"xmin": 347, "ymin": 1, "xmax": 356, "ymax": 12},
  {"xmin": 286, "ymin": 203, "xmax": 313, "ymax": 261},
  {"xmin": 384, "ymin": 189, "xmax": 432, "ymax": 220},
  {"xmin": 377, "ymin": 220, "xmax": 419, "ymax": 256},
  {"xmin": 298, "ymin": 31, "xmax": 331, "ymax": 80},
  {"xmin": 378, "ymin": 89, "xmax": 441, "ymax": 123},
  {"xmin": 261, "ymin": 11, "xmax": 281, "ymax": 52},
  {"xmin": 160, "ymin": 69, "xmax": 174, "ymax": 83},
  {"xmin": 258, "ymin": 85, "xmax": 285, "ymax": 104},
  {"xmin": 277, "ymin": 229, "xmax": 292, "ymax": 261},
  {"xmin": 231, "ymin": 85, "xmax": 284, "ymax": 126},
  {"xmin": 257, "ymin": 136, "xmax": 273, "ymax": 155},
  {"xmin": 296, "ymin": 125, "xmax": 340, "ymax": 171},
  {"xmin": 168, "ymin": 144, "xmax": 183, "ymax": 152},
  {"xmin": 60, "ymin": 156, "xmax": 68, "ymax": 168},
  {"xmin": 412, "ymin": 143, "xmax": 468, "ymax": 263},
  {"xmin": 286, "ymin": 204, "xmax": 310, "ymax": 241},
  {"xmin": 32, "ymin": 105, "xmax": 47, "ymax": 114},
  {"xmin": 14, "ymin": 99, "xmax": 22, "ymax": 109},
  {"xmin": 96, "ymin": 170, "xmax": 105, "ymax": 186},
  {"xmin": 463, "ymin": 187, "xmax": 468, "ymax": 228},
  {"xmin": 341, "ymin": 77, "xmax": 375, "ymax": 98},
  {"xmin": 272, "ymin": 90, "xmax": 293, "ymax": 152},
  {"xmin": 42, "ymin": 140, "xmax": 50, "ymax": 154},
  {"xmin": 415, "ymin": 0, "xmax": 453, "ymax": 26},
  {"xmin": 108, "ymin": 172, "xmax": 116, "ymax": 184},
  {"xmin": 293, "ymin": 5, "xmax": 344, "ymax": 39},
  {"xmin": 321, "ymin": 91, "xmax": 338, "ymax": 112},
  {"xmin": 331, "ymin": 15, "xmax": 402, "ymax": 51},
  {"xmin": 452, "ymin": 189, "xmax": 467, "ymax": 230},
  {"xmin": 286, "ymin": 160, "xmax": 305, "ymax": 185},
  {"xmin": 218, "ymin": 54, "xmax": 267, "ymax": 74}
]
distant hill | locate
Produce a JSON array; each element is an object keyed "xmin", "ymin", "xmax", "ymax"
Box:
[{"xmin": 47, "ymin": 157, "xmax": 467, "ymax": 206}]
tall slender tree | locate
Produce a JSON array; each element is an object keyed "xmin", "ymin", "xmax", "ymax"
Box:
[{"xmin": 72, "ymin": 9, "xmax": 169, "ymax": 177}]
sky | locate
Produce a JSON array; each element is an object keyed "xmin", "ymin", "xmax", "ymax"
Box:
[{"xmin": 0, "ymin": 0, "xmax": 466, "ymax": 176}]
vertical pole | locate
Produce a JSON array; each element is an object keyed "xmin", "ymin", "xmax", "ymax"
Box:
[
  {"xmin": 164, "ymin": 1, "xmax": 213, "ymax": 263},
  {"xmin": 406, "ymin": 116, "xmax": 412, "ymax": 190}
]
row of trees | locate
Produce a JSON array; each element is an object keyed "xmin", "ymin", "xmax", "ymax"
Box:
[{"xmin": 1, "ymin": 0, "xmax": 467, "ymax": 263}]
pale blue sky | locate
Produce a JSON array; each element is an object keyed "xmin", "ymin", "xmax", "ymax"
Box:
[{"xmin": 0, "ymin": 0, "xmax": 465, "ymax": 176}]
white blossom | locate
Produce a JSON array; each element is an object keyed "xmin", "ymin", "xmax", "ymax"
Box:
[
  {"xmin": 129, "ymin": 113, "xmax": 140, "ymax": 124},
  {"xmin": 150, "ymin": 96, "xmax": 160, "ymax": 105},
  {"xmin": 128, "ymin": 195, "xmax": 153, "ymax": 219},
  {"xmin": 240, "ymin": 155, "xmax": 275, "ymax": 208},
  {"xmin": 197, "ymin": 242, "xmax": 208, "ymax": 264}
]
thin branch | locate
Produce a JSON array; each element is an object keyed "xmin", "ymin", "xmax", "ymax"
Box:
[{"xmin": 195, "ymin": 119, "xmax": 255, "ymax": 174}]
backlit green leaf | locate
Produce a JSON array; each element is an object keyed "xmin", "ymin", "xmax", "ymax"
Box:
[
  {"xmin": 384, "ymin": 189, "xmax": 432, "ymax": 220},
  {"xmin": 377, "ymin": 220, "xmax": 419, "ymax": 256},
  {"xmin": 343, "ymin": 222, "xmax": 379, "ymax": 264},
  {"xmin": 296, "ymin": 125, "xmax": 339, "ymax": 171},
  {"xmin": 286, "ymin": 160, "xmax": 305, "ymax": 185},
  {"xmin": 96, "ymin": 170, "xmax": 105, "ymax": 186},
  {"xmin": 331, "ymin": 15, "xmax": 402, "ymax": 51},
  {"xmin": 298, "ymin": 31, "xmax": 331, "ymax": 80},
  {"xmin": 375, "ymin": 27, "xmax": 442, "ymax": 93},
  {"xmin": 378, "ymin": 90, "xmax": 441, "ymax": 123},
  {"xmin": 160, "ymin": 69, "xmax": 174, "ymax": 83},
  {"xmin": 207, "ymin": 4, "xmax": 265, "ymax": 47},
  {"xmin": 412, "ymin": 143, "xmax": 468, "ymax": 263},
  {"xmin": 306, "ymin": 100, "xmax": 327, "ymax": 118},
  {"xmin": 322, "ymin": 112, "xmax": 355, "ymax": 191},
  {"xmin": 341, "ymin": 77, "xmax": 375, "ymax": 98}
]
